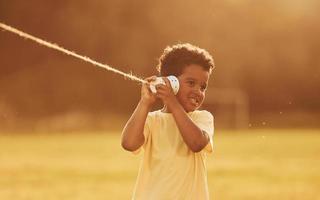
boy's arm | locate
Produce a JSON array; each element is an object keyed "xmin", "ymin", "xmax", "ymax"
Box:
[
  {"xmin": 155, "ymin": 80, "xmax": 209, "ymax": 153},
  {"xmin": 170, "ymin": 102, "xmax": 209, "ymax": 153},
  {"xmin": 121, "ymin": 100, "xmax": 150, "ymax": 151},
  {"xmin": 121, "ymin": 77, "xmax": 156, "ymax": 152}
]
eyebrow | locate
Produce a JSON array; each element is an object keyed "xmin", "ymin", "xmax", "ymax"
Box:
[{"xmin": 185, "ymin": 77, "xmax": 195, "ymax": 81}]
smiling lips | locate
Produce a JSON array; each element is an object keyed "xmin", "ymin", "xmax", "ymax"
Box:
[{"xmin": 189, "ymin": 97, "xmax": 200, "ymax": 107}]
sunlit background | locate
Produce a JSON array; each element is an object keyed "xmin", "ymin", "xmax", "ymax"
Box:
[{"xmin": 1, "ymin": 0, "xmax": 320, "ymax": 199}]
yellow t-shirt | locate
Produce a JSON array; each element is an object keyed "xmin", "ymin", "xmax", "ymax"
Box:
[{"xmin": 132, "ymin": 110, "xmax": 214, "ymax": 200}]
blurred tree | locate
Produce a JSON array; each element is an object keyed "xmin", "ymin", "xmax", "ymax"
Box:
[{"xmin": 0, "ymin": 0, "xmax": 319, "ymax": 130}]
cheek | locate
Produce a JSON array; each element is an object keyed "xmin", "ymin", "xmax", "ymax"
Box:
[
  {"xmin": 176, "ymin": 88, "xmax": 189, "ymax": 102},
  {"xmin": 200, "ymin": 92, "xmax": 206, "ymax": 101},
  {"xmin": 176, "ymin": 85, "xmax": 187, "ymax": 96},
  {"xmin": 176, "ymin": 92, "xmax": 185, "ymax": 102}
]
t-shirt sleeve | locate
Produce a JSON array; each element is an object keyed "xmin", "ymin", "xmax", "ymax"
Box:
[
  {"xmin": 132, "ymin": 112, "xmax": 152, "ymax": 155},
  {"xmin": 193, "ymin": 110, "xmax": 214, "ymax": 153}
]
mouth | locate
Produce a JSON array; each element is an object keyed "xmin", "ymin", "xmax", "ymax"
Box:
[{"xmin": 189, "ymin": 97, "xmax": 200, "ymax": 107}]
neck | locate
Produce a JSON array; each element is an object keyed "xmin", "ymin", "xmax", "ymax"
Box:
[{"xmin": 161, "ymin": 106, "xmax": 170, "ymax": 113}]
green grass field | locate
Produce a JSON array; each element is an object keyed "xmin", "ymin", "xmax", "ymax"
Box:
[{"xmin": 0, "ymin": 129, "xmax": 320, "ymax": 200}]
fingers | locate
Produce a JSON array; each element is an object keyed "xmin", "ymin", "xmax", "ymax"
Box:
[
  {"xmin": 142, "ymin": 76, "xmax": 156, "ymax": 88},
  {"xmin": 156, "ymin": 78, "xmax": 173, "ymax": 93},
  {"xmin": 145, "ymin": 76, "xmax": 157, "ymax": 83},
  {"xmin": 143, "ymin": 76, "xmax": 157, "ymax": 91},
  {"xmin": 155, "ymin": 85, "xmax": 177, "ymax": 106},
  {"xmin": 155, "ymin": 83, "xmax": 166, "ymax": 92},
  {"xmin": 155, "ymin": 84, "xmax": 172, "ymax": 97},
  {"xmin": 142, "ymin": 76, "xmax": 157, "ymax": 96},
  {"xmin": 143, "ymin": 76, "xmax": 173, "ymax": 96},
  {"xmin": 162, "ymin": 77, "xmax": 171, "ymax": 87}
]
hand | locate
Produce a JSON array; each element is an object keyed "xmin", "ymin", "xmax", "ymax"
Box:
[
  {"xmin": 155, "ymin": 77, "xmax": 179, "ymax": 109},
  {"xmin": 140, "ymin": 76, "xmax": 157, "ymax": 107}
]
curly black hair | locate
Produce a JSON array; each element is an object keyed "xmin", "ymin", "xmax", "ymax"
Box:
[{"xmin": 157, "ymin": 43, "xmax": 215, "ymax": 77}]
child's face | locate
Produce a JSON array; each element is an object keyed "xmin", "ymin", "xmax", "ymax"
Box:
[{"xmin": 176, "ymin": 64, "xmax": 210, "ymax": 112}]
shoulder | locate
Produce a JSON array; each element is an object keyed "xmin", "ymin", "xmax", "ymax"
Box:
[{"xmin": 190, "ymin": 110, "xmax": 214, "ymax": 120}]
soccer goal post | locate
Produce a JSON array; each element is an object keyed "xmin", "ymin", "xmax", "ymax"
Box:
[{"xmin": 203, "ymin": 88, "xmax": 250, "ymax": 129}]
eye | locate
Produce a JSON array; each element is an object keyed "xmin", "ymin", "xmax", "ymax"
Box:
[
  {"xmin": 200, "ymin": 85, "xmax": 207, "ymax": 92},
  {"xmin": 187, "ymin": 80, "xmax": 195, "ymax": 87}
]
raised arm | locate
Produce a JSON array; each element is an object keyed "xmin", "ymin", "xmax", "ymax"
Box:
[
  {"xmin": 170, "ymin": 104, "xmax": 209, "ymax": 152},
  {"xmin": 155, "ymin": 78, "xmax": 209, "ymax": 153},
  {"xmin": 121, "ymin": 77, "xmax": 156, "ymax": 151}
]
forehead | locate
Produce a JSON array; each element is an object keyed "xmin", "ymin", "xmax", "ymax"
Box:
[{"xmin": 179, "ymin": 64, "xmax": 210, "ymax": 83}]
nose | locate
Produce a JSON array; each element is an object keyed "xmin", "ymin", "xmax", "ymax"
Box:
[{"xmin": 192, "ymin": 86, "xmax": 203, "ymax": 96}]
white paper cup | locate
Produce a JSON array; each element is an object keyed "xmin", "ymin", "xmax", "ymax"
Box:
[{"xmin": 150, "ymin": 75, "xmax": 180, "ymax": 95}]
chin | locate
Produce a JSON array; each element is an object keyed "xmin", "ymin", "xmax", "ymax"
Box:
[
  {"xmin": 180, "ymin": 102, "xmax": 200, "ymax": 112},
  {"xmin": 184, "ymin": 106, "xmax": 197, "ymax": 113}
]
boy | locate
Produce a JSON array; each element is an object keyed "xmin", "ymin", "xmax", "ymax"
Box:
[{"xmin": 121, "ymin": 43, "xmax": 215, "ymax": 200}]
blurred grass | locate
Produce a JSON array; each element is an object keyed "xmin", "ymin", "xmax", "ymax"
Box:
[{"xmin": 0, "ymin": 130, "xmax": 320, "ymax": 200}]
